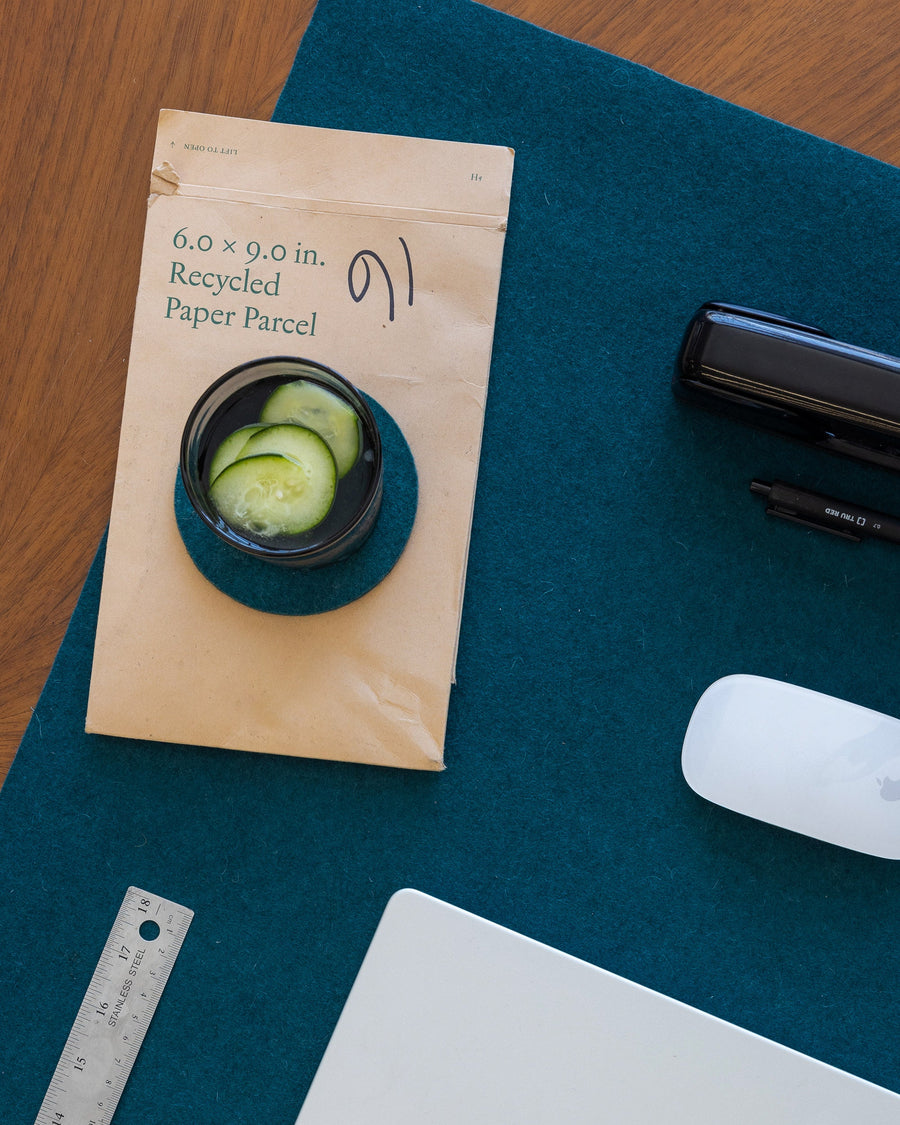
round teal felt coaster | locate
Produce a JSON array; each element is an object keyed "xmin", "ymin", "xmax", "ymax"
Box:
[{"xmin": 174, "ymin": 397, "xmax": 417, "ymax": 615}]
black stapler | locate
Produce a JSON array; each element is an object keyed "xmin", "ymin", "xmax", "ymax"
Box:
[{"xmin": 674, "ymin": 301, "xmax": 900, "ymax": 472}]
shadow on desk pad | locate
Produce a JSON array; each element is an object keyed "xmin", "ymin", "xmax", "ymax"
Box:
[{"xmin": 4, "ymin": 0, "xmax": 900, "ymax": 1119}]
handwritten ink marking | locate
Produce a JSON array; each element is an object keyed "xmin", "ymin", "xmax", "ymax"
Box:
[
  {"xmin": 399, "ymin": 236, "xmax": 413, "ymax": 309},
  {"xmin": 347, "ymin": 237, "xmax": 414, "ymax": 323},
  {"xmin": 348, "ymin": 250, "xmax": 394, "ymax": 320}
]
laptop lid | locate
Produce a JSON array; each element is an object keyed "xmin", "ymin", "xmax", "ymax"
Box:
[{"xmin": 295, "ymin": 889, "xmax": 899, "ymax": 1123}]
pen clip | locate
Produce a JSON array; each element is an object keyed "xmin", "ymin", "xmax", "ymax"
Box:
[
  {"xmin": 763, "ymin": 504, "xmax": 862, "ymax": 541},
  {"xmin": 749, "ymin": 478, "xmax": 865, "ymax": 541}
]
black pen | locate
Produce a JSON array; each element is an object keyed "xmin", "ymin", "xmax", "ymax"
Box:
[{"xmin": 750, "ymin": 479, "xmax": 900, "ymax": 544}]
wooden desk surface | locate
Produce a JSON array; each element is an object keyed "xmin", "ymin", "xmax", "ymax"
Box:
[{"xmin": 2, "ymin": 0, "xmax": 899, "ymax": 789}]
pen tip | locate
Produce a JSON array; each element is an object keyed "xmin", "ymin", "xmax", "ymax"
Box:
[{"xmin": 750, "ymin": 479, "xmax": 772, "ymax": 496}]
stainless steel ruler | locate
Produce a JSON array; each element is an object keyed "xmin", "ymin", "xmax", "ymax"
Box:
[{"xmin": 34, "ymin": 886, "xmax": 194, "ymax": 1125}]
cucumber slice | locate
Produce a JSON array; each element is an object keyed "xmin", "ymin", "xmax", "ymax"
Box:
[
  {"xmin": 259, "ymin": 379, "xmax": 361, "ymax": 478},
  {"xmin": 237, "ymin": 422, "xmax": 336, "ymax": 469},
  {"xmin": 208, "ymin": 423, "xmax": 268, "ymax": 483},
  {"xmin": 209, "ymin": 443, "xmax": 336, "ymax": 538}
]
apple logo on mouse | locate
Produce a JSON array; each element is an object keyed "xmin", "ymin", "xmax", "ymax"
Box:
[{"xmin": 877, "ymin": 777, "xmax": 900, "ymax": 801}]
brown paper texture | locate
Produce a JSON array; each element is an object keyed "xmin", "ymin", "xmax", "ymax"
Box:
[{"xmin": 86, "ymin": 110, "xmax": 513, "ymax": 770}]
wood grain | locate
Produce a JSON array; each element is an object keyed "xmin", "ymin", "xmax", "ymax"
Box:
[{"xmin": 1, "ymin": 0, "xmax": 898, "ymax": 788}]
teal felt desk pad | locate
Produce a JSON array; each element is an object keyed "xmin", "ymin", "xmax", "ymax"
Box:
[{"xmin": 3, "ymin": 0, "xmax": 900, "ymax": 1119}]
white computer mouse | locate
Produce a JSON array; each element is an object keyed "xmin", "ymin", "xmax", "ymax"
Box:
[{"xmin": 681, "ymin": 674, "xmax": 900, "ymax": 860}]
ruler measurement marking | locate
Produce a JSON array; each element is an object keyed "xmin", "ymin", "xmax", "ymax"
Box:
[{"xmin": 34, "ymin": 887, "xmax": 194, "ymax": 1125}]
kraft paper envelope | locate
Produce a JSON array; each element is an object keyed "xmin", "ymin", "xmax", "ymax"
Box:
[{"xmin": 86, "ymin": 109, "xmax": 513, "ymax": 770}]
